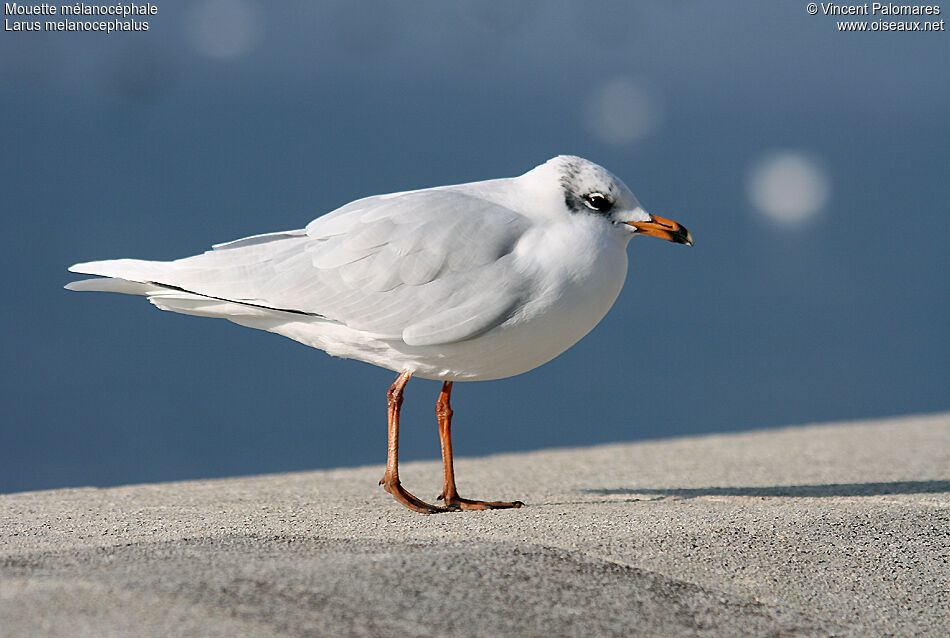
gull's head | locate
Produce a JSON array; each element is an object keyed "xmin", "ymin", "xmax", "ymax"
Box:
[{"xmin": 534, "ymin": 155, "xmax": 692, "ymax": 246}]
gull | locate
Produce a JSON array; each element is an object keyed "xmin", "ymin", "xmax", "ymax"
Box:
[{"xmin": 66, "ymin": 156, "xmax": 692, "ymax": 513}]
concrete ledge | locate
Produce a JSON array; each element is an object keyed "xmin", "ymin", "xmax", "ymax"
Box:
[{"xmin": 2, "ymin": 413, "xmax": 948, "ymax": 637}]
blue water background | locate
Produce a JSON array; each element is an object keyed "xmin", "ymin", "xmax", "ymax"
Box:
[{"xmin": 2, "ymin": 2, "xmax": 947, "ymax": 492}]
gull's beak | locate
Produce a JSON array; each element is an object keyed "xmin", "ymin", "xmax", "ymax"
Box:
[{"xmin": 626, "ymin": 214, "xmax": 693, "ymax": 246}]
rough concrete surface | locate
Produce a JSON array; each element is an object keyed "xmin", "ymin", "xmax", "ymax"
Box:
[{"xmin": 1, "ymin": 412, "xmax": 948, "ymax": 637}]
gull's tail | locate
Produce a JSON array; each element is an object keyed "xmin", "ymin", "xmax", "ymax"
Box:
[
  {"xmin": 66, "ymin": 259, "xmax": 175, "ymax": 296},
  {"xmin": 66, "ymin": 259, "xmax": 254, "ymax": 319},
  {"xmin": 65, "ymin": 229, "xmax": 314, "ymax": 323}
]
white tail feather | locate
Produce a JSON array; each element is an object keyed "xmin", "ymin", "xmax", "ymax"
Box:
[
  {"xmin": 68, "ymin": 258, "xmax": 174, "ymax": 283},
  {"xmin": 65, "ymin": 278, "xmax": 166, "ymax": 296}
]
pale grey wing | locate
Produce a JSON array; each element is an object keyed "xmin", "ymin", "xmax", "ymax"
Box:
[
  {"xmin": 299, "ymin": 189, "xmax": 533, "ymax": 345},
  {"xmin": 71, "ymin": 189, "xmax": 533, "ymax": 346},
  {"xmin": 397, "ymin": 259, "xmax": 525, "ymax": 346}
]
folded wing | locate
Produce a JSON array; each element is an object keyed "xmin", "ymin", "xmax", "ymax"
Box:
[{"xmin": 68, "ymin": 190, "xmax": 532, "ymax": 346}]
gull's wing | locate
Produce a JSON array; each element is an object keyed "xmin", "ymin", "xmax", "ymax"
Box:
[{"xmin": 69, "ymin": 189, "xmax": 533, "ymax": 346}]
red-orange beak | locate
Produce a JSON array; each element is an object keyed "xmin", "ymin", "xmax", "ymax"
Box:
[{"xmin": 626, "ymin": 215, "xmax": 693, "ymax": 246}]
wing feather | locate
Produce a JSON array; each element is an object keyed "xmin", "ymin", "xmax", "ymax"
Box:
[{"xmin": 71, "ymin": 188, "xmax": 532, "ymax": 346}]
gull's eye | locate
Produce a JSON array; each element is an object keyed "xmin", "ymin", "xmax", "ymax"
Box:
[{"xmin": 584, "ymin": 192, "xmax": 612, "ymax": 212}]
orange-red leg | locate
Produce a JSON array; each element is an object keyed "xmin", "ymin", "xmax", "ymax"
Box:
[
  {"xmin": 436, "ymin": 381, "xmax": 523, "ymax": 510},
  {"xmin": 379, "ymin": 371, "xmax": 458, "ymax": 514}
]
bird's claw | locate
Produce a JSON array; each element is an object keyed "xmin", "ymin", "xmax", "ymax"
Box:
[
  {"xmin": 381, "ymin": 478, "xmax": 460, "ymax": 514},
  {"xmin": 440, "ymin": 494, "xmax": 524, "ymax": 510}
]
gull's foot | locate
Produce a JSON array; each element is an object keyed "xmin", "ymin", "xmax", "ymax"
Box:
[
  {"xmin": 441, "ymin": 494, "xmax": 524, "ymax": 510},
  {"xmin": 381, "ymin": 478, "xmax": 460, "ymax": 514}
]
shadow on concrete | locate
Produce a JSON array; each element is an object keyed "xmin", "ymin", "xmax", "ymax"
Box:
[{"xmin": 582, "ymin": 480, "xmax": 950, "ymax": 499}]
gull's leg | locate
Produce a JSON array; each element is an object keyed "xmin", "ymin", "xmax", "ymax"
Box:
[
  {"xmin": 379, "ymin": 370, "xmax": 458, "ymax": 514},
  {"xmin": 436, "ymin": 381, "xmax": 523, "ymax": 510}
]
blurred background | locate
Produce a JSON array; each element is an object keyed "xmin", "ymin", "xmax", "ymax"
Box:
[{"xmin": 2, "ymin": 2, "xmax": 947, "ymax": 493}]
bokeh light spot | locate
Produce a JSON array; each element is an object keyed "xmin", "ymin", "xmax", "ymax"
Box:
[
  {"xmin": 186, "ymin": 0, "xmax": 262, "ymax": 60},
  {"xmin": 747, "ymin": 151, "xmax": 831, "ymax": 226},
  {"xmin": 584, "ymin": 77, "xmax": 662, "ymax": 145}
]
